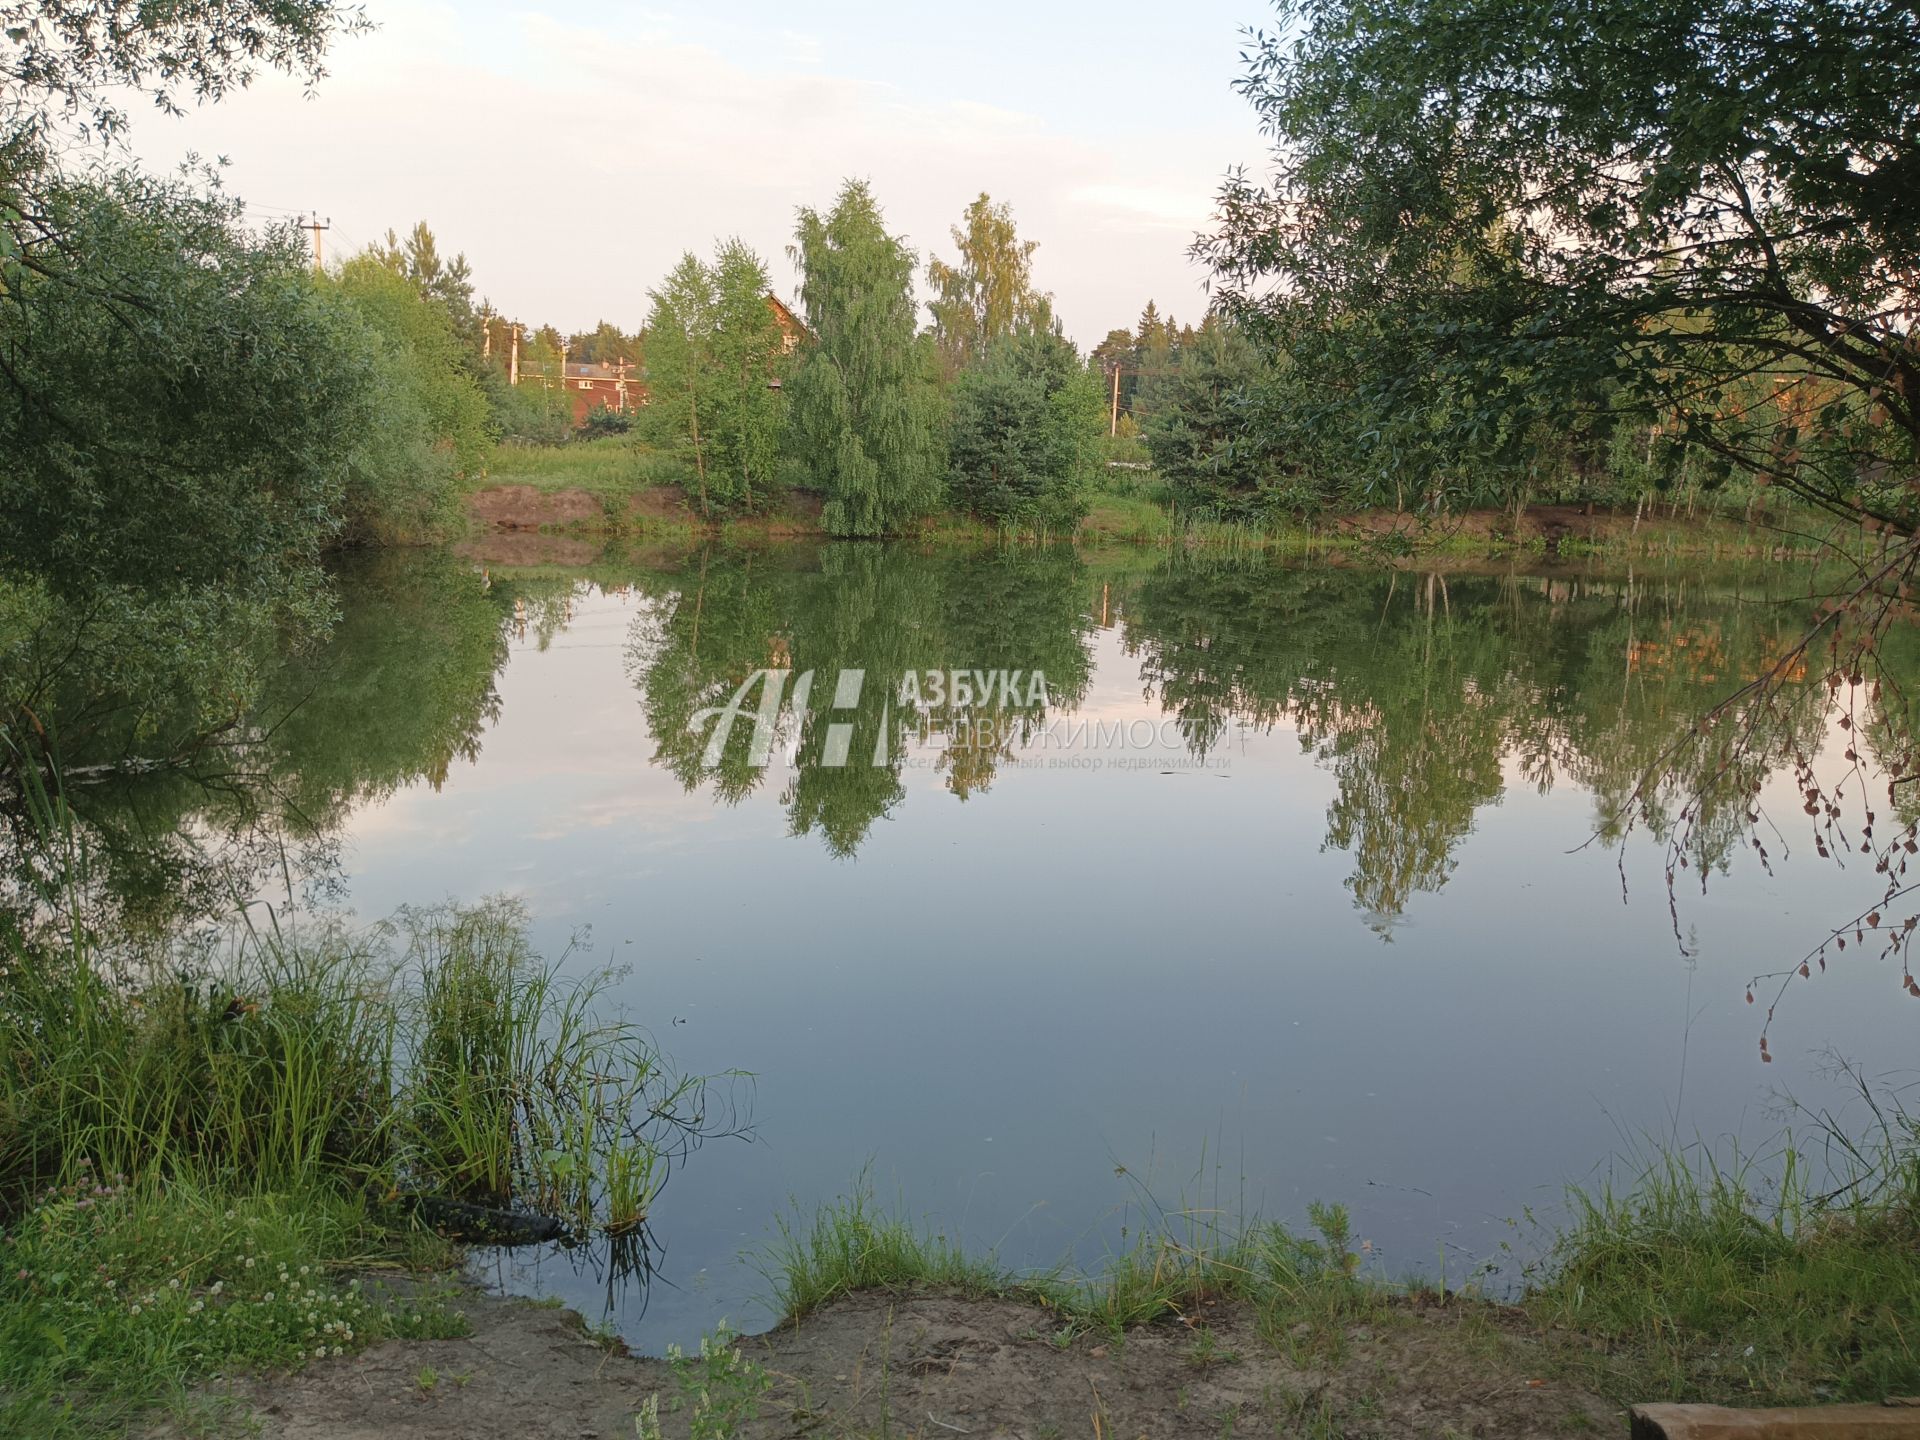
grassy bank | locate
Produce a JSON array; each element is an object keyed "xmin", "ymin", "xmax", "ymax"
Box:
[
  {"xmin": 758, "ymin": 1131, "xmax": 1920, "ymax": 1412},
  {"xmin": 0, "ymin": 750, "xmax": 727, "ymax": 1437},
  {"xmin": 469, "ymin": 439, "xmax": 1845, "ymax": 561},
  {"xmin": 480, "ymin": 437, "xmax": 693, "ymax": 498}
]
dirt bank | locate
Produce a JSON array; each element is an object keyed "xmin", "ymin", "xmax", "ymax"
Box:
[{"xmin": 154, "ymin": 1284, "xmax": 1618, "ymax": 1439}]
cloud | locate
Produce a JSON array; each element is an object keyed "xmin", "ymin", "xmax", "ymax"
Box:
[{"xmin": 130, "ymin": 0, "xmax": 1253, "ymax": 342}]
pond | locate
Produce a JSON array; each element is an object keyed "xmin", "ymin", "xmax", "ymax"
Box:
[{"xmin": 89, "ymin": 541, "xmax": 1920, "ymax": 1350}]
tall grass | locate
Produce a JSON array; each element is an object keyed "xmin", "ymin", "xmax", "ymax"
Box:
[
  {"xmin": 0, "ymin": 732, "xmax": 738, "ymax": 1433},
  {"xmin": 1527, "ymin": 1118, "xmax": 1920, "ymax": 1404},
  {"xmin": 0, "ymin": 740, "xmax": 723, "ymax": 1235}
]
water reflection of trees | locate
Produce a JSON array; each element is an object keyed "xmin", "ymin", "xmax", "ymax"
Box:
[
  {"xmin": 1116, "ymin": 558, "xmax": 1827, "ymax": 931},
  {"xmin": 11, "ymin": 542, "xmax": 1860, "ymax": 942},
  {"xmin": 627, "ymin": 544, "xmax": 1096, "ymax": 856},
  {"xmin": 3, "ymin": 551, "xmax": 516, "ymax": 935}
]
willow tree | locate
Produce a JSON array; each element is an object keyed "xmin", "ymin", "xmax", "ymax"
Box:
[
  {"xmin": 784, "ymin": 180, "xmax": 943, "ymax": 538},
  {"xmin": 927, "ymin": 193, "xmax": 1052, "ymax": 375}
]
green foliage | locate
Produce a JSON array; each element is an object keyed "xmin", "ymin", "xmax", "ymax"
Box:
[
  {"xmin": 785, "ymin": 180, "xmax": 945, "ymax": 537},
  {"xmin": 1202, "ymin": 0, "xmax": 1920, "ymax": 523},
  {"xmin": 479, "ymin": 436, "xmax": 690, "ymax": 497},
  {"xmin": 634, "ymin": 1322, "xmax": 774, "ymax": 1440},
  {"xmin": 1528, "ymin": 1120, "xmax": 1920, "ymax": 1404},
  {"xmin": 759, "ymin": 1187, "xmax": 1012, "ymax": 1322},
  {"xmin": 760, "ymin": 1182, "xmax": 1378, "ymax": 1347},
  {"xmin": 0, "ymin": 170, "xmax": 364, "ymax": 612},
  {"xmin": 480, "ymin": 364, "xmax": 575, "ymax": 446},
  {"xmin": 0, "ymin": 169, "xmax": 380, "ymax": 755},
  {"xmin": 0, "ymin": 1180, "xmax": 464, "ymax": 1440},
  {"xmin": 641, "ymin": 240, "xmax": 790, "ymax": 513},
  {"xmin": 577, "ymin": 403, "xmax": 632, "ymax": 439},
  {"xmin": 1140, "ymin": 325, "xmax": 1299, "ymax": 520},
  {"xmin": 369, "ymin": 221, "xmax": 479, "ymax": 343},
  {"xmin": 565, "ymin": 320, "xmax": 640, "ymax": 367},
  {"xmin": 0, "ymin": 751, "xmax": 715, "ymax": 1231},
  {"xmin": 0, "ymin": 0, "xmax": 362, "ymax": 150},
  {"xmin": 487, "ymin": 327, "xmax": 579, "ymax": 446},
  {"xmin": 332, "ymin": 254, "xmax": 491, "ymax": 541},
  {"xmin": 947, "ymin": 329, "xmax": 1103, "ymax": 530},
  {"xmin": 926, "ymin": 192, "xmax": 1052, "ymax": 375}
]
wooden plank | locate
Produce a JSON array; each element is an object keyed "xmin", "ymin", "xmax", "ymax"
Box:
[{"xmin": 1631, "ymin": 1402, "xmax": 1920, "ymax": 1439}]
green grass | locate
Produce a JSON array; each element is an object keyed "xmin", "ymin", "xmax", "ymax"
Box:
[
  {"xmin": 759, "ymin": 1187, "xmax": 1012, "ymax": 1320},
  {"xmin": 0, "ymin": 741, "xmax": 726, "ymax": 1433},
  {"xmin": 759, "ymin": 1184, "xmax": 1383, "ymax": 1353},
  {"xmin": 0, "ymin": 1178, "xmax": 467, "ymax": 1438},
  {"xmin": 477, "ymin": 437, "xmax": 692, "ymax": 497},
  {"xmin": 766, "ymin": 1124, "xmax": 1920, "ymax": 1412},
  {"xmin": 1525, "ymin": 1129, "xmax": 1920, "ymax": 1405}
]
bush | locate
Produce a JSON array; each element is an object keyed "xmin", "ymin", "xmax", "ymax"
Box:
[
  {"xmin": 331, "ymin": 257, "xmax": 492, "ymax": 542},
  {"xmin": 947, "ymin": 330, "xmax": 1103, "ymax": 531},
  {"xmin": 1141, "ymin": 325, "xmax": 1299, "ymax": 521},
  {"xmin": 577, "ymin": 404, "xmax": 634, "ymax": 439}
]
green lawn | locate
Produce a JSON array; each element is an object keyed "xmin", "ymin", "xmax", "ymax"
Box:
[{"xmin": 475, "ymin": 438, "xmax": 692, "ymax": 497}]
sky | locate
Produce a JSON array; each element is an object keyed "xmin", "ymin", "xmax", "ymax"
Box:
[{"xmin": 127, "ymin": 0, "xmax": 1279, "ymax": 347}]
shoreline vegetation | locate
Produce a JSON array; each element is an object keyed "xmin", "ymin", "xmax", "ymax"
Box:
[
  {"xmin": 6, "ymin": 1, "xmax": 1918, "ymax": 1434},
  {"xmin": 464, "ymin": 438, "xmax": 1856, "ymax": 562},
  {"xmin": 4, "ymin": 765, "xmax": 1914, "ymax": 1435}
]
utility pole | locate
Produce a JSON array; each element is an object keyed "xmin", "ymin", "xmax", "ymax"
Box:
[
  {"xmin": 301, "ymin": 213, "xmax": 330, "ymax": 273},
  {"xmin": 1109, "ymin": 362, "xmax": 1122, "ymax": 437},
  {"xmin": 509, "ymin": 325, "xmax": 520, "ymax": 387}
]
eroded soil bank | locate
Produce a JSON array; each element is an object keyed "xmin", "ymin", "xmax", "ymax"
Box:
[{"xmin": 155, "ymin": 1284, "xmax": 1619, "ymax": 1439}]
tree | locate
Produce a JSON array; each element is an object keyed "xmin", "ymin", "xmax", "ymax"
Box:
[
  {"xmin": 1, "ymin": 0, "xmax": 363, "ymax": 151},
  {"xmin": 1200, "ymin": 0, "xmax": 1920, "ymax": 529},
  {"xmin": 1140, "ymin": 323, "xmax": 1298, "ymax": 520},
  {"xmin": 641, "ymin": 253, "xmax": 717, "ymax": 504},
  {"xmin": 785, "ymin": 180, "xmax": 943, "ymax": 537},
  {"xmin": 640, "ymin": 240, "xmax": 790, "ymax": 512},
  {"xmin": 333, "ymin": 252, "xmax": 492, "ymax": 540},
  {"xmin": 0, "ymin": 169, "xmax": 381, "ymax": 749},
  {"xmin": 926, "ymin": 193, "xmax": 1051, "ymax": 375},
  {"xmin": 947, "ymin": 329, "xmax": 1103, "ymax": 531},
  {"xmin": 567, "ymin": 320, "xmax": 641, "ymax": 367},
  {"xmin": 704, "ymin": 239, "xmax": 790, "ymax": 509}
]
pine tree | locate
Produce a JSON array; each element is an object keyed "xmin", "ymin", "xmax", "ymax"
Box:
[{"xmin": 785, "ymin": 180, "xmax": 943, "ymax": 537}]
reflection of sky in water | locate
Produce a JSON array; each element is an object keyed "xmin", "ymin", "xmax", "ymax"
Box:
[{"xmin": 329, "ymin": 569, "xmax": 1913, "ymax": 1353}]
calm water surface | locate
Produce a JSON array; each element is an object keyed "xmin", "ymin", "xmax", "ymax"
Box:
[{"xmin": 278, "ymin": 543, "xmax": 1911, "ymax": 1349}]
